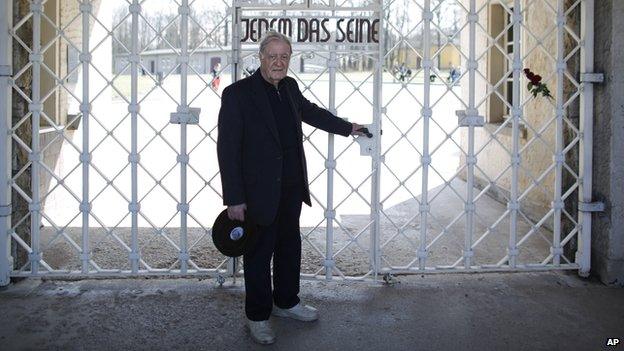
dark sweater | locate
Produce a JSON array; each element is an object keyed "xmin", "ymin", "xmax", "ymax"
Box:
[{"xmin": 262, "ymin": 78, "xmax": 303, "ymax": 186}]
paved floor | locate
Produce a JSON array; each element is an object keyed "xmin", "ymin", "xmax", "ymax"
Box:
[{"xmin": 1, "ymin": 271, "xmax": 622, "ymax": 350}]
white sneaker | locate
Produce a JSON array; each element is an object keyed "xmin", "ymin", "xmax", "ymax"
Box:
[
  {"xmin": 247, "ymin": 319, "xmax": 276, "ymax": 345},
  {"xmin": 272, "ymin": 303, "xmax": 319, "ymax": 322}
]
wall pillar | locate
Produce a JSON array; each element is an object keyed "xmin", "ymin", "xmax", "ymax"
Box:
[{"xmin": 592, "ymin": 0, "xmax": 624, "ymax": 286}]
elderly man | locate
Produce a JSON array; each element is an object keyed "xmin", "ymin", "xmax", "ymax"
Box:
[{"xmin": 217, "ymin": 30, "xmax": 365, "ymax": 344}]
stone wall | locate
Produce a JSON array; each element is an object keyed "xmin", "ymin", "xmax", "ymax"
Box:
[
  {"xmin": 11, "ymin": 0, "xmax": 34, "ymax": 268},
  {"xmin": 592, "ymin": 0, "xmax": 624, "ymax": 286},
  {"xmin": 459, "ymin": 0, "xmax": 580, "ymax": 230}
]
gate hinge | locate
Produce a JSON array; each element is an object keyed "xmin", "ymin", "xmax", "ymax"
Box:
[
  {"xmin": 382, "ymin": 273, "xmax": 400, "ymax": 285},
  {"xmin": 0, "ymin": 205, "xmax": 11, "ymax": 217},
  {"xmin": 0, "ymin": 65, "xmax": 11, "ymax": 77},
  {"xmin": 578, "ymin": 201, "xmax": 605, "ymax": 212},
  {"xmin": 580, "ymin": 73, "xmax": 604, "ymax": 84}
]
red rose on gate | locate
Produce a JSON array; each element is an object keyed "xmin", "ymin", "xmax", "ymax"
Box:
[{"xmin": 523, "ymin": 68, "xmax": 552, "ymax": 99}]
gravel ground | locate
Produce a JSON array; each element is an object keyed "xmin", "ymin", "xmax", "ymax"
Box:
[
  {"xmin": 33, "ymin": 181, "xmax": 560, "ymax": 278},
  {"xmin": 0, "ymin": 272, "xmax": 622, "ymax": 350}
]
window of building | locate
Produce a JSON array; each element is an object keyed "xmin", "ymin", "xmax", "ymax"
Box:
[
  {"xmin": 487, "ymin": 3, "xmax": 521, "ymax": 124},
  {"xmin": 504, "ymin": 9, "xmax": 514, "ymax": 120}
]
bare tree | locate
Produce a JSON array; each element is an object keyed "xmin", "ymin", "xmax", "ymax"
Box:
[
  {"xmin": 432, "ymin": 0, "xmax": 462, "ymax": 68},
  {"xmin": 111, "ymin": 4, "xmax": 230, "ymax": 54},
  {"xmin": 112, "ymin": 6, "xmax": 130, "ymax": 54}
]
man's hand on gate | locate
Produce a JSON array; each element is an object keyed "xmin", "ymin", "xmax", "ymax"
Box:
[
  {"xmin": 227, "ymin": 203, "xmax": 247, "ymax": 222},
  {"xmin": 351, "ymin": 123, "xmax": 373, "ymax": 138},
  {"xmin": 351, "ymin": 123, "xmax": 366, "ymax": 136}
]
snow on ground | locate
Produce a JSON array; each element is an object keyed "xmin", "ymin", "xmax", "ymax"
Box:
[{"xmin": 44, "ymin": 72, "xmax": 463, "ymax": 230}]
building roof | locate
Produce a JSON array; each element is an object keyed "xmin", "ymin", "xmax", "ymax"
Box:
[
  {"xmin": 140, "ymin": 47, "xmax": 232, "ymax": 56},
  {"xmin": 114, "ymin": 47, "xmax": 232, "ymax": 57}
]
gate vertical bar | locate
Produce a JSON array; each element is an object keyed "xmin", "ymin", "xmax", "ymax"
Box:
[
  {"xmin": 370, "ymin": 0, "xmax": 383, "ymax": 276},
  {"xmin": 507, "ymin": 0, "xmax": 522, "ymax": 268},
  {"xmin": 129, "ymin": 0, "xmax": 141, "ymax": 273},
  {"xmin": 577, "ymin": 0, "xmax": 594, "ymax": 276},
  {"xmin": 418, "ymin": 0, "xmax": 433, "ymax": 270},
  {"xmin": 30, "ymin": 0, "xmax": 43, "ymax": 275},
  {"xmin": 552, "ymin": 0, "xmax": 565, "ymax": 266},
  {"xmin": 80, "ymin": 0, "xmax": 92, "ymax": 274},
  {"xmin": 0, "ymin": 0, "xmax": 13, "ymax": 285},
  {"xmin": 226, "ymin": 2, "xmax": 242, "ymax": 277},
  {"xmin": 178, "ymin": 0, "xmax": 190, "ymax": 274},
  {"xmin": 325, "ymin": 46, "xmax": 336, "ymax": 280},
  {"xmin": 231, "ymin": 4, "xmax": 241, "ymax": 84},
  {"xmin": 463, "ymin": 0, "xmax": 477, "ymax": 269}
]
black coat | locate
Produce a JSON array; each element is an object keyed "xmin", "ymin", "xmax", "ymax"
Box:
[{"xmin": 217, "ymin": 70, "xmax": 352, "ymax": 226}]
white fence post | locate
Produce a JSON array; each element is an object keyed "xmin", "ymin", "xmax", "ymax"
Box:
[
  {"xmin": 80, "ymin": 0, "xmax": 92, "ymax": 274},
  {"xmin": 463, "ymin": 0, "xmax": 478, "ymax": 269},
  {"xmin": 418, "ymin": 0, "xmax": 433, "ymax": 270},
  {"xmin": 577, "ymin": 0, "xmax": 595, "ymax": 277},
  {"xmin": 29, "ymin": 0, "xmax": 43, "ymax": 276},
  {"xmin": 370, "ymin": 0, "xmax": 384, "ymax": 276},
  {"xmin": 129, "ymin": 0, "xmax": 141, "ymax": 273},
  {"xmin": 178, "ymin": 0, "xmax": 190, "ymax": 274},
  {"xmin": 507, "ymin": 0, "xmax": 523, "ymax": 268},
  {"xmin": 552, "ymin": 0, "xmax": 565, "ymax": 266},
  {"xmin": 325, "ymin": 48, "xmax": 336, "ymax": 280},
  {"xmin": 0, "ymin": 0, "xmax": 13, "ymax": 286}
]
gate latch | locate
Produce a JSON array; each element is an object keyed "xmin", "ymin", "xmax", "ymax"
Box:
[
  {"xmin": 457, "ymin": 109, "xmax": 484, "ymax": 127},
  {"xmin": 354, "ymin": 124, "xmax": 379, "ymax": 156},
  {"xmin": 170, "ymin": 106, "xmax": 200, "ymax": 124},
  {"xmin": 578, "ymin": 201, "xmax": 605, "ymax": 212}
]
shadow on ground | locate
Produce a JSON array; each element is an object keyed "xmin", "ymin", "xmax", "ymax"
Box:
[{"xmin": 0, "ymin": 271, "xmax": 622, "ymax": 350}]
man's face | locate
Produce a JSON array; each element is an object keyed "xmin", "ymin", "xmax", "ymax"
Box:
[{"xmin": 259, "ymin": 40, "xmax": 291, "ymax": 85}]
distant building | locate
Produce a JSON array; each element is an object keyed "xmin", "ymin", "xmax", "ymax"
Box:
[
  {"xmin": 112, "ymin": 45, "xmax": 386, "ymax": 76},
  {"xmin": 113, "ymin": 47, "xmax": 230, "ymax": 76}
]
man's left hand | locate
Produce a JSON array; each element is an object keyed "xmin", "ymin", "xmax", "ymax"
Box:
[{"xmin": 351, "ymin": 123, "xmax": 367, "ymax": 136}]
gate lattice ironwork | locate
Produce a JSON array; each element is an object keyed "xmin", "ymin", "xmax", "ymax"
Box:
[{"xmin": 0, "ymin": 0, "xmax": 596, "ymax": 285}]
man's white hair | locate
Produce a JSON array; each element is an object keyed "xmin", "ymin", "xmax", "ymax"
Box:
[{"xmin": 259, "ymin": 29, "xmax": 292, "ymax": 55}]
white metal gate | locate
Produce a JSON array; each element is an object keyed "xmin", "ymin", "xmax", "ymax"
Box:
[{"xmin": 0, "ymin": 0, "xmax": 596, "ymax": 285}]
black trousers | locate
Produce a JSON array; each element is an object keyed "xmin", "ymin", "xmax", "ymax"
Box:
[{"xmin": 243, "ymin": 182, "xmax": 303, "ymax": 321}]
